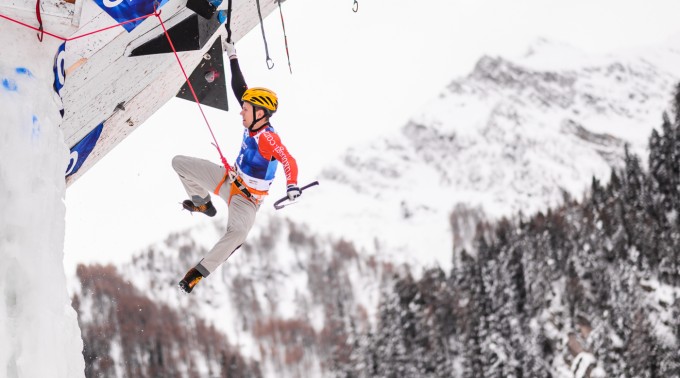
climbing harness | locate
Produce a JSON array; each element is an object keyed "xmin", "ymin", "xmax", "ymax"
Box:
[
  {"xmin": 233, "ymin": 178, "xmax": 253, "ymax": 199},
  {"xmin": 277, "ymin": 0, "xmax": 292, "ymax": 74},
  {"xmin": 255, "ymin": 0, "xmax": 274, "ymax": 70}
]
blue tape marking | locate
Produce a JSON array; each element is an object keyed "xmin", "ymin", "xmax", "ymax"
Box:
[
  {"xmin": 2, "ymin": 78, "xmax": 17, "ymax": 91},
  {"xmin": 15, "ymin": 67, "xmax": 34, "ymax": 77}
]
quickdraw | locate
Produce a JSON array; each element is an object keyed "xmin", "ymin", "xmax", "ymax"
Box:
[{"xmin": 255, "ymin": 0, "xmax": 274, "ymax": 69}]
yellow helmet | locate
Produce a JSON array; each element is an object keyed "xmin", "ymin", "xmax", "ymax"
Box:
[{"xmin": 242, "ymin": 87, "xmax": 278, "ymax": 114}]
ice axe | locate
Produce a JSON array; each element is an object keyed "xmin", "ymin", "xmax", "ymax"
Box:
[{"xmin": 273, "ymin": 181, "xmax": 319, "ymax": 210}]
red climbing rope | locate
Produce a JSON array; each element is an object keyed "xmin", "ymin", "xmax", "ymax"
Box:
[
  {"xmin": 153, "ymin": 5, "xmax": 229, "ymax": 169},
  {"xmin": 0, "ymin": 4, "xmax": 230, "ymax": 169},
  {"xmin": 0, "ymin": 12, "xmax": 157, "ymax": 42}
]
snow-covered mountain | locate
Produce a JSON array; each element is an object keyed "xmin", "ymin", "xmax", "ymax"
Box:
[
  {"xmin": 305, "ymin": 38, "xmax": 680, "ymax": 268},
  {"xmin": 73, "ymin": 38, "xmax": 680, "ymax": 377}
]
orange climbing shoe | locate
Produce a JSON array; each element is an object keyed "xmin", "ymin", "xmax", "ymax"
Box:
[
  {"xmin": 178, "ymin": 268, "xmax": 204, "ymax": 294},
  {"xmin": 182, "ymin": 200, "xmax": 216, "ymax": 217}
]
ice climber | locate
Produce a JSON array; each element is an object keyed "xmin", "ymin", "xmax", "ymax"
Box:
[{"xmin": 175, "ymin": 41, "xmax": 300, "ymax": 294}]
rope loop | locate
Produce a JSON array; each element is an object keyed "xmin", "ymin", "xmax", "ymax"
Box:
[{"xmin": 35, "ymin": 0, "xmax": 44, "ymax": 41}]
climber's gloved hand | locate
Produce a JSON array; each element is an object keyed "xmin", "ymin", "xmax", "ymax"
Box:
[
  {"xmin": 287, "ymin": 184, "xmax": 301, "ymax": 201},
  {"xmin": 222, "ymin": 40, "xmax": 237, "ymax": 60}
]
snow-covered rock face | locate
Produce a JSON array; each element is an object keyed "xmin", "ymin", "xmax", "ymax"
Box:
[
  {"xmin": 317, "ymin": 40, "xmax": 680, "ymax": 266},
  {"xmin": 0, "ymin": 16, "xmax": 85, "ymax": 378}
]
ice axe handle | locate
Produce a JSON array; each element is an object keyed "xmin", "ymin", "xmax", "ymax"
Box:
[{"xmin": 273, "ymin": 181, "xmax": 319, "ymax": 210}]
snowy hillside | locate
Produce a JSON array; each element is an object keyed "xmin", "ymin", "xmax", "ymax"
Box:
[
  {"xmin": 302, "ymin": 38, "xmax": 680, "ymax": 269},
  {"xmin": 72, "ymin": 213, "xmax": 388, "ymax": 377}
]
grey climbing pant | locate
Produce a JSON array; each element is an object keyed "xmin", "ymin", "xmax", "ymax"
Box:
[{"xmin": 172, "ymin": 155, "xmax": 259, "ymax": 275}]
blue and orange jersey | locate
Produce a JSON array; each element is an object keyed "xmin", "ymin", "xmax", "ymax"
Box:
[{"xmin": 235, "ymin": 125, "xmax": 298, "ymax": 193}]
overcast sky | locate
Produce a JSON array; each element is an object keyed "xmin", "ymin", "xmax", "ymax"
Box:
[{"xmin": 63, "ymin": 0, "xmax": 680, "ymax": 276}]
